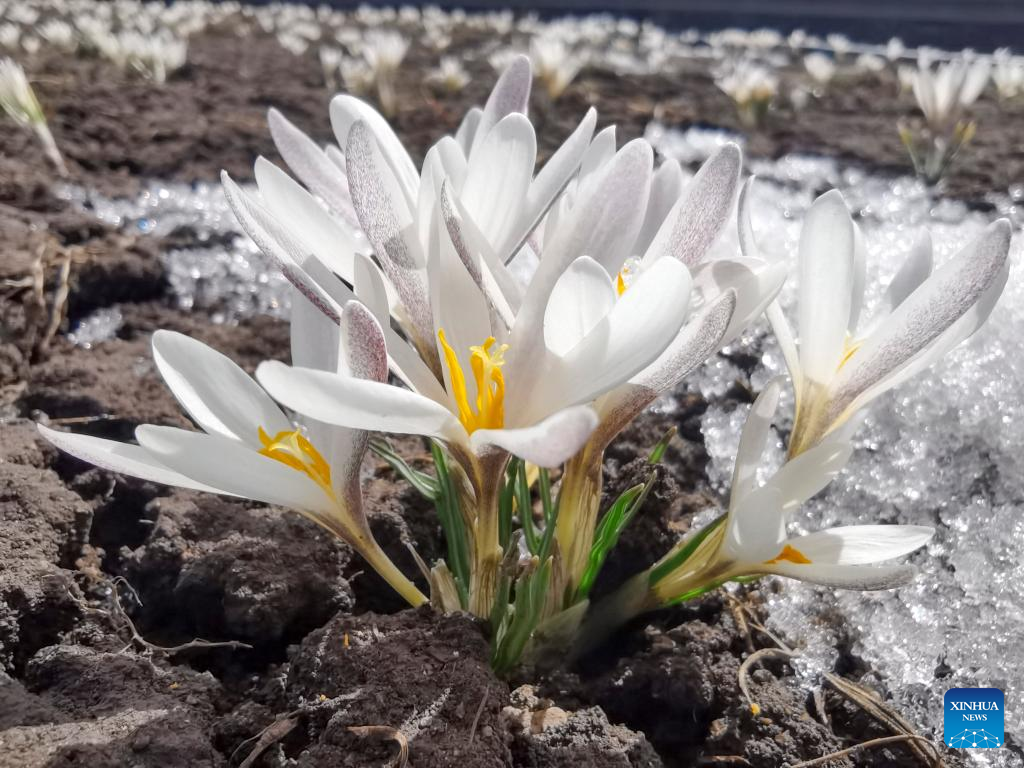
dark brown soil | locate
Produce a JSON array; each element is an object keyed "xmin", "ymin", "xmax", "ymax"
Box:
[{"xmin": 0, "ymin": 18, "xmax": 991, "ymax": 768}]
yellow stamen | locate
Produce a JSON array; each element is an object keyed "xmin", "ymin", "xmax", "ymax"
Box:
[
  {"xmin": 438, "ymin": 329, "xmax": 508, "ymax": 433},
  {"xmin": 615, "ymin": 257, "xmax": 641, "ymax": 296},
  {"xmin": 258, "ymin": 426, "xmax": 334, "ymax": 497},
  {"xmin": 836, "ymin": 335, "xmax": 863, "ymax": 371},
  {"xmin": 765, "ymin": 544, "xmax": 813, "ymax": 565}
]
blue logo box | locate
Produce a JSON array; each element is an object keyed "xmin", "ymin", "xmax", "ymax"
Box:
[{"xmin": 944, "ymin": 688, "xmax": 1004, "ymax": 749}]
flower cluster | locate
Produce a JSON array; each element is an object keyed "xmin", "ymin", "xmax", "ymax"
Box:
[{"xmin": 42, "ymin": 58, "xmax": 1011, "ymax": 672}]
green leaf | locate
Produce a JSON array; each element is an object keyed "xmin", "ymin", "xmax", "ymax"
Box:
[
  {"xmin": 574, "ymin": 471, "xmax": 655, "ymax": 602},
  {"xmin": 369, "ymin": 438, "xmax": 440, "ymax": 499},
  {"xmin": 430, "ymin": 442, "xmax": 469, "ymax": 607},
  {"xmin": 647, "ymin": 426, "xmax": 677, "ymax": 465},
  {"xmin": 647, "ymin": 513, "xmax": 727, "ymax": 587}
]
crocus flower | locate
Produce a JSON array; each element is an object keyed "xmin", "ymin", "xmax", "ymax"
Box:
[
  {"xmin": 548, "ymin": 144, "xmax": 787, "ymax": 593},
  {"xmin": 911, "ymin": 54, "xmax": 990, "ymax": 133},
  {"xmin": 748, "ymin": 189, "xmax": 1011, "ymax": 456},
  {"xmin": 249, "ymin": 66, "xmax": 697, "ymax": 614},
  {"xmin": 647, "ymin": 379, "xmax": 935, "ymax": 607},
  {"xmin": 223, "ymin": 56, "xmax": 597, "ymax": 372},
  {"xmin": 0, "ymin": 57, "xmax": 67, "ymax": 176},
  {"xmin": 39, "ymin": 301, "xmax": 428, "ymax": 608}
]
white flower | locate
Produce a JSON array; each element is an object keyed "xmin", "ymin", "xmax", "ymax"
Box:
[
  {"xmin": 992, "ymin": 49, "xmax": 1024, "ymax": 100},
  {"xmin": 911, "ymin": 54, "xmax": 990, "ymax": 132},
  {"xmin": 803, "ymin": 52, "xmax": 836, "ymax": 86},
  {"xmin": 714, "ymin": 59, "xmax": 777, "ymax": 127},
  {"xmin": 546, "ymin": 144, "xmax": 786, "ymax": 592},
  {"xmin": 886, "ymin": 37, "xmax": 906, "ymax": 62},
  {"xmin": 752, "ymin": 190, "xmax": 1010, "ymax": 456},
  {"xmin": 40, "ymin": 306, "xmax": 428, "ymax": 608},
  {"xmin": 0, "ymin": 57, "xmax": 44, "ymax": 126},
  {"xmin": 0, "ymin": 57, "xmax": 66, "ymax": 176},
  {"xmin": 650, "ymin": 380, "xmax": 935, "ymax": 603},
  {"xmin": 529, "ymin": 35, "xmax": 585, "ymax": 99},
  {"xmin": 362, "ymin": 30, "xmax": 408, "ymax": 75},
  {"xmin": 428, "ymin": 56, "xmax": 470, "ymax": 93},
  {"xmin": 855, "ymin": 53, "xmax": 886, "ymax": 75}
]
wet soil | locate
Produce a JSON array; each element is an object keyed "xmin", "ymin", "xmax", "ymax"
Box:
[{"xmin": 0, "ymin": 19, "xmax": 997, "ymax": 768}]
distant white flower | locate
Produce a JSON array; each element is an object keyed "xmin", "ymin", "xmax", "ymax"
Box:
[
  {"xmin": 714, "ymin": 59, "xmax": 777, "ymax": 128},
  {"xmin": 826, "ymin": 33, "xmax": 852, "ymax": 58},
  {"xmin": 318, "ymin": 46, "xmax": 343, "ymax": 89},
  {"xmin": 911, "ymin": 54, "xmax": 990, "ymax": 132},
  {"xmin": 886, "ymin": 37, "xmax": 906, "ymax": 62},
  {"xmin": 992, "ymin": 48, "xmax": 1024, "ymax": 100},
  {"xmin": 529, "ymin": 36, "xmax": 585, "ymax": 100},
  {"xmin": 855, "ymin": 53, "xmax": 886, "ymax": 75},
  {"xmin": 902, "ymin": 53, "xmax": 990, "ymax": 181},
  {"xmin": 803, "ymin": 52, "xmax": 836, "ymax": 87},
  {"xmin": 428, "ymin": 56, "xmax": 470, "ymax": 94},
  {"xmin": 38, "ymin": 20, "xmax": 77, "ymax": 52},
  {"xmin": 0, "ymin": 57, "xmax": 67, "ymax": 176}
]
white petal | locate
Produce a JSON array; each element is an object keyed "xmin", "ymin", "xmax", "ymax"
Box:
[
  {"xmin": 592, "ymin": 290, "xmax": 736, "ymax": 450},
  {"xmin": 797, "ymin": 190, "xmax": 855, "ymax": 382},
  {"xmin": 838, "ymin": 255, "xmax": 1008, "ymax": 425},
  {"xmin": 769, "ymin": 440, "xmax": 852, "ymax": 513},
  {"xmin": 643, "ymin": 143, "xmax": 742, "ymax": 267},
  {"xmin": 831, "ymin": 219, "xmax": 1010, "ymax": 416},
  {"xmin": 291, "ymin": 287, "xmax": 341, "ymax": 373},
  {"xmin": 152, "ymin": 330, "xmax": 291, "ymax": 448},
  {"xmin": 345, "ymin": 120, "xmax": 434, "ymax": 346},
  {"xmin": 536, "ymin": 257, "xmax": 692, "ymax": 416},
  {"xmin": 329, "ymin": 94, "xmax": 418, "ymax": 206},
  {"xmin": 693, "ymin": 258, "xmax": 787, "ymax": 344},
  {"xmin": 539, "ymin": 138, "xmax": 653, "ymax": 275},
  {"xmin": 544, "ymin": 255, "xmax": 615, "ymax": 357},
  {"xmin": 521, "ymin": 108, "xmax": 597, "ymax": 255},
  {"xmin": 430, "ymin": 217, "xmax": 492, "ymax": 400},
  {"xmin": 352, "ymin": 251, "xmax": 394, "ymax": 327},
  {"xmin": 723, "ymin": 486, "xmax": 786, "ymax": 564},
  {"xmin": 440, "ymin": 181, "xmax": 518, "ymax": 324},
  {"xmin": 736, "ymin": 176, "xmax": 760, "ymax": 259},
  {"xmin": 470, "ymin": 54, "xmax": 531, "ymax": 161},
  {"xmin": 634, "ymin": 159, "xmax": 686, "ymax": 258},
  {"xmin": 848, "ymin": 221, "xmax": 868, "ymax": 334},
  {"xmin": 221, "ymin": 171, "xmax": 345, "ymax": 323},
  {"xmin": 470, "ymin": 405, "xmax": 597, "ymax": 467},
  {"xmin": 462, "ymin": 113, "xmax": 537, "ymax": 257},
  {"xmin": 254, "ymin": 157, "xmax": 360, "ymax": 283},
  {"xmin": 730, "ymin": 379, "xmax": 781, "ymax": 504},
  {"xmin": 454, "ymin": 107, "xmax": 482, "ymax": 155},
  {"xmin": 786, "ymin": 525, "xmax": 934, "ymax": 565},
  {"xmin": 136, "ymin": 425, "xmax": 332, "ymax": 515},
  {"xmin": 576, "ymin": 125, "xmax": 616, "ymax": 191},
  {"xmin": 267, "ymin": 107, "xmax": 358, "ymax": 228},
  {"xmin": 886, "ymin": 230, "xmax": 934, "ymax": 314},
  {"xmin": 37, "ymin": 424, "xmax": 224, "ymax": 494},
  {"xmin": 340, "ymin": 300, "xmax": 388, "ymax": 382},
  {"xmin": 256, "ymin": 361, "xmax": 465, "ymax": 444},
  {"xmin": 766, "ymin": 561, "xmax": 919, "ymax": 590},
  {"xmin": 766, "ymin": 302, "xmax": 802, "ymax": 390},
  {"xmin": 509, "ymin": 139, "xmax": 654, "ymax": 386}
]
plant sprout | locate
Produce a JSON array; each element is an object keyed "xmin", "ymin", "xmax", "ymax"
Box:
[
  {"xmin": 0, "ymin": 57, "xmax": 67, "ymax": 177},
  {"xmin": 42, "ymin": 58, "xmax": 1012, "ymax": 674}
]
